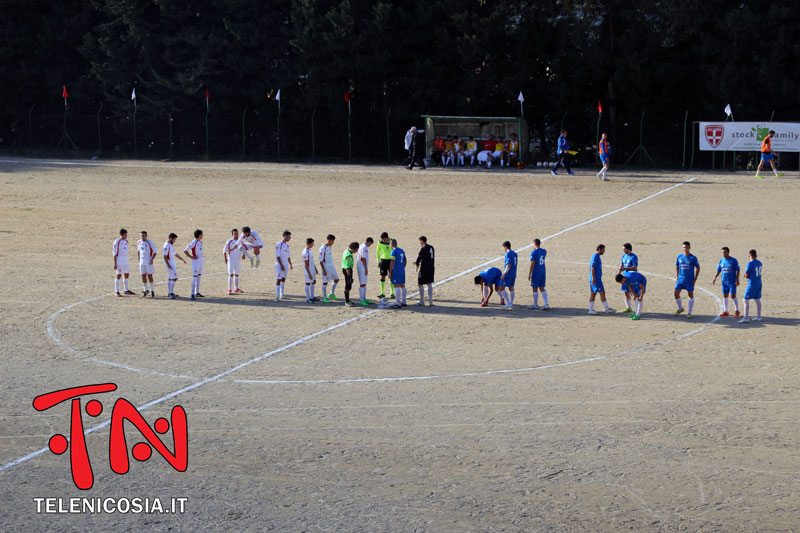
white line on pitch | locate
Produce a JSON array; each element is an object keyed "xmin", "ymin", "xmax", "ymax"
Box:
[{"xmin": 1, "ymin": 177, "xmax": 695, "ymax": 476}]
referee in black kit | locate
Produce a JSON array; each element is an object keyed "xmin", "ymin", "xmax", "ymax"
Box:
[{"xmin": 415, "ymin": 236, "xmax": 435, "ymax": 305}]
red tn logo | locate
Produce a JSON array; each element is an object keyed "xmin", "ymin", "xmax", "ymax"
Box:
[{"xmin": 705, "ymin": 125, "xmax": 724, "ymax": 148}]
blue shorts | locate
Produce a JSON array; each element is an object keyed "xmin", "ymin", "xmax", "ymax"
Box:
[
  {"xmin": 761, "ymin": 152, "xmax": 774, "ymax": 161},
  {"xmin": 591, "ymin": 281, "xmax": 605, "ymax": 293},
  {"xmin": 600, "ymin": 155, "xmax": 609, "ymax": 165},
  {"xmin": 499, "ymin": 276, "xmax": 515, "ymax": 287},
  {"xmin": 674, "ymin": 280, "xmax": 694, "ymax": 292},
  {"xmin": 630, "ymin": 284, "xmax": 645, "ymax": 297},
  {"xmin": 744, "ymin": 284, "xmax": 762, "ymax": 299},
  {"xmin": 620, "ymin": 282, "xmax": 630, "ymax": 292},
  {"xmin": 391, "ymin": 273, "xmax": 405, "ymax": 285},
  {"xmin": 531, "ymin": 272, "xmax": 546, "ymax": 288},
  {"xmin": 721, "ymin": 282, "xmax": 736, "ymax": 296}
]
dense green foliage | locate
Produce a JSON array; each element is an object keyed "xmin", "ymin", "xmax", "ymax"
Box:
[{"xmin": 2, "ymin": 0, "xmax": 799, "ymax": 162}]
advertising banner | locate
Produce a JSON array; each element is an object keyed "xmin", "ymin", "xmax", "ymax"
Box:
[{"xmin": 698, "ymin": 122, "xmax": 800, "ymax": 152}]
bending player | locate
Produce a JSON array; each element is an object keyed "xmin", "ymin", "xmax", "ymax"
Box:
[
  {"xmin": 527, "ymin": 238, "xmax": 549, "ymax": 310},
  {"xmin": 183, "ymin": 229, "xmax": 205, "ymax": 300},
  {"xmin": 274, "ymin": 230, "xmax": 292, "ymax": 302},
  {"xmin": 113, "ymin": 228, "xmax": 135, "ymax": 296},
  {"xmin": 137, "ymin": 230, "xmax": 157, "ymax": 297},
  {"xmin": 500, "ymin": 241, "xmax": 517, "ymax": 308},
  {"xmin": 163, "ymin": 232, "xmax": 186, "ymax": 299},
  {"xmin": 302, "ymin": 238, "xmax": 319, "ymax": 303},
  {"xmin": 223, "ymin": 228, "xmax": 248, "ymax": 295},
  {"xmin": 389, "ymin": 239, "xmax": 407, "ymax": 307},
  {"xmin": 241, "ymin": 226, "xmax": 263, "ymax": 268},
  {"xmin": 588, "ymin": 244, "xmax": 615, "ymax": 314},
  {"xmin": 674, "ymin": 241, "xmax": 700, "ymax": 318},
  {"xmin": 711, "ymin": 246, "xmax": 740, "ymax": 317},
  {"xmin": 475, "ymin": 267, "xmax": 509, "ymax": 307},
  {"xmin": 319, "ymin": 234, "xmax": 340, "ymax": 302},
  {"xmin": 739, "ymin": 249, "xmax": 763, "ymax": 323},
  {"xmin": 615, "ymin": 271, "xmax": 647, "ymax": 320}
]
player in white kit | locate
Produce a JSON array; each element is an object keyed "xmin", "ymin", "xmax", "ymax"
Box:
[
  {"xmin": 275, "ymin": 230, "xmax": 293, "ymax": 301},
  {"xmin": 137, "ymin": 230, "xmax": 157, "ymax": 298},
  {"xmin": 113, "ymin": 228, "xmax": 135, "ymax": 296},
  {"xmin": 357, "ymin": 237, "xmax": 374, "ymax": 306},
  {"xmin": 240, "ymin": 226, "xmax": 263, "ymax": 268},
  {"xmin": 302, "ymin": 238, "xmax": 319, "ymax": 303},
  {"xmin": 319, "ymin": 234, "xmax": 340, "ymax": 303},
  {"xmin": 163, "ymin": 232, "xmax": 186, "ymax": 299},
  {"xmin": 224, "ymin": 228, "xmax": 248, "ymax": 295},
  {"xmin": 183, "ymin": 229, "xmax": 205, "ymax": 300}
]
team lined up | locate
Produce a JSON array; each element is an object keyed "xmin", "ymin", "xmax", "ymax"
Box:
[{"xmin": 112, "ymin": 228, "xmax": 436, "ymax": 308}]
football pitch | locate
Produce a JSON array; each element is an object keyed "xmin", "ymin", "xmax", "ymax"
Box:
[{"xmin": 1, "ymin": 158, "xmax": 799, "ymax": 531}]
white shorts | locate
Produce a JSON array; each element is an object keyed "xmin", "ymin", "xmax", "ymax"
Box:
[
  {"xmin": 166, "ymin": 265, "xmax": 177, "ymax": 279},
  {"xmin": 228, "ymin": 258, "xmax": 242, "ymax": 275},
  {"xmin": 321, "ymin": 264, "xmax": 339, "ymax": 283},
  {"xmin": 357, "ymin": 262, "xmax": 367, "ymax": 285},
  {"xmin": 304, "ymin": 269, "xmax": 317, "ymax": 283},
  {"xmin": 508, "ymin": 151, "xmax": 518, "ymax": 158},
  {"xmin": 477, "ymin": 151, "xmax": 491, "ymax": 162},
  {"xmin": 492, "ymin": 150, "xmax": 505, "ymax": 158},
  {"xmin": 275, "ymin": 262, "xmax": 288, "ymax": 279},
  {"xmin": 139, "ymin": 263, "xmax": 154, "ymax": 275},
  {"xmin": 191, "ymin": 260, "xmax": 204, "ymax": 276},
  {"xmin": 115, "ymin": 263, "xmax": 130, "ymax": 275},
  {"xmin": 464, "ymin": 150, "xmax": 476, "ymax": 156}
]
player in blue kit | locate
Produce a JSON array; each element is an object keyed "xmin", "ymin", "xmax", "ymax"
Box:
[
  {"xmin": 475, "ymin": 267, "xmax": 509, "ymax": 307},
  {"xmin": 527, "ymin": 238, "xmax": 549, "ymax": 310},
  {"xmin": 588, "ymin": 244, "xmax": 615, "ymax": 314},
  {"xmin": 739, "ymin": 249, "xmax": 763, "ymax": 323},
  {"xmin": 618, "ymin": 243, "xmax": 639, "ymax": 313},
  {"xmin": 389, "ymin": 239, "xmax": 407, "ymax": 308},
  {"xmin": 711, "ymin": 247, "xmax": 740, "ymax": 318},
  {"xmin": 500, "ymin": 241, "xmax": 518, "ymax": 309},
  {"xmin": 674, "ymin": 241, "xmax": 700, "ymax": 318},
  {"xmin": 615, "ymin": 271, "xmax": 647, "ymax": 320}
]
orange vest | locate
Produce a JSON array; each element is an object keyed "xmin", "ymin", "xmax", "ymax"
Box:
[{"xmin": 761, "ymin": 136, "xmax": 772, "ymax": 153}]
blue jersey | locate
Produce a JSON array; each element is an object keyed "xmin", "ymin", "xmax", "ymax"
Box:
[
  {"xmin": 676, "ymin": 253, "xmax": 699, "ymax": 283},
  {"xmin": 590, "ymin": 253, "xmax": 602, "ymax": 282},
  {"xmin": 745, "ymin": 259, "xmax": 762, "ymax": 287},
  {"xmin": 557, "ymin": 135, "xmax": 570, "ymax": 154},
  {"xmin": 504, "ymin": 250, "xmax": 518, "ymax": 278},
  {"xmin": 530, "ymin": 248, "xmax": 546, "ymax": 272},
  {"xmin": 479, "ymin": 267, "xmax": 502, "ymax": 285},
  {"xmin": 622, "ymin": 271, "xmax": 647, "ymax": 290},
  {"xmin": 390, "ymin": 248, "xmax": 406, "ymax": 275},
  {"xmin": 621, "ymin": 253, "xmax": 638, "ymax": 270},
  {"xmin": 716, "ymin": 257, "xmax": 740, "ymax": 285}
]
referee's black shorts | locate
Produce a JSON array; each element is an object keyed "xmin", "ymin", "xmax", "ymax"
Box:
[{"xmin": 379, "ymin": 259, "xmax": 392, "ymax": 276}]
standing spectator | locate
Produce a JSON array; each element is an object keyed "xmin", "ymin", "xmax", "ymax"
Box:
[
  {"xmin": 405, "ymin": 126, "xmax": 426, "ymax": 170},
  {"xmin": 552, "ymin": 130, "xmax": 574, "ymax": 175}
]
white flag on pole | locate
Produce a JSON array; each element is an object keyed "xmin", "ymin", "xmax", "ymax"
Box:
[
  {"xmin": 131, "ymin": 88, "xmax": 136, "ymax": 100},
  {"xmin": 724, "ymin": 103, "xmax": 732, "ymax": 117},
  {"xmin": 518, "ymin": 91, "xmax": 524, "ymax": 103},
  {"xmin": 275, "ymin": 89, "xmax": 281, "ymax": 101}
]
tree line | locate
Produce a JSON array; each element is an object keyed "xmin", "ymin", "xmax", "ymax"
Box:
[{"xmin": 2, "ymin": 0, "xmax": 798, "ymax": 163}]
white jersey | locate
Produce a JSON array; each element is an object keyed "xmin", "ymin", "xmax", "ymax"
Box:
[
  {"xmin": 224, "ymin": 238, "xmax": 246, "ymax": 259},
  {"xmin": 113, "ymin": 238, "xmax": 129, "ymax": 264},
  {"xmin": 163, "ymin": 242, "xmax": 177, "ymax": 268},
  {"xmin": 185, "ymin": 239, "xmax": 203, "ymax": 261},
  {"xmin": 137, "ymin": 239, "xmax": 156, "ymax": 265},
  {"xmin": 319, "ymin": 244, "xmax": 335, "ymax": 266},
  {"xmin": 275, "ymin": 240, "xmax": 290, "ymax": 266},
  {"xmin": 357, "ymin": 244, "xmax": 370, "ymax": 268},
  {"xmin": 243, "ymin": 230, "xmax": 263, "ymax": 248},
  {"xmin": 302, "ymin": 248, "xmax": 316, "ymax": 280}
]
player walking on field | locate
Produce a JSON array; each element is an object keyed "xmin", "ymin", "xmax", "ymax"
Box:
[
  {"xmin": 712, "ymin": 246, "xmax": 740, "ymax": 317},
  {"xmin": 618, "ymin": 243, "xmax": 638, "ymax": 313},
  {"xmin": 588, "ymin": 244, "xmax": 615, "ymax": 314},
  {"xmin": 223, "ymin": 228, "xmax": 248, "ymax": 295},
  {"xmin": 415, "ymin": 236, "xmax": 435, "ymax": 306},
  {"xmin": 376, "ymin": 232, "xmax": 394, "ymax": 299},
  {"xmin": 500, "ymin": 241, "xmax": 517, "ymax": 308},
  {"xmin": 527, "ymin": 238, "xmax": 549, "ymax": 310},
  {"xmin": 302, "ymin": 238, "xmax": 319, "ymax": 303},
  {"xmin": 597, "ymin": 133, "xmax": 610, "ymax": 180},
  {"xmin": 357, "ymin": 238, "xmax": 374, "ymax": 306},
  {"xmin": 163, "ymin": 232, "xmax": 186, "ymax": 299},
  {"xmin": 137, "ymin": 230, "xmax": 157, "ymax": 297},
  {"xmin": 341, "ymin": 242, "xmax": 358, "ymax": 307},
  {"xmin": 739, "ymin": 249, "xmax": 763, "ymax": 323},
  {"xmin": 183, "ymin": 229, "xmax": 205, "ymax": 300},
  {"xmin": 755, "ymin": 130, "xmax": 784, "ymax": 178},
  {"xmin": 389, "ymin": 239, "xmax": 407, "ymax": 307},
  {"xmin": 113, "ymin": 228, "xmax": 135, "ymax": 296},
  {"xmin": 275, "ymin": 230, "xmax": 292, "ymax": 302},
  {"xmin": 240, "ymin": 227, "xmax": 263, "ymax": 268},
  {"xmin": 673, "ymin": 241, "xmax": 700, "ymax": 318},
  {"xmin": 615, "ymin": 271, "xmax": 647, "ymax": 320},
  {"xmin": 319, "ymin": 234, "xmax": 340, "ymax": 303}
]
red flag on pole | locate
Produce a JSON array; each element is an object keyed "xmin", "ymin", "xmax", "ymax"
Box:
[
  {"xmin": 343, "ymin": 90, "xmax": 351, "ymax": 103},
  {"xmin": 62, "ymin": 86, "xmax": 68, "ymax": 99},
  {"xmin": 205, "ymin": 88, "xmax": 210, "ymax": 101},
  {"xmin": 597, "ymin": 100, "xmax": 603, "ymax": 114}
]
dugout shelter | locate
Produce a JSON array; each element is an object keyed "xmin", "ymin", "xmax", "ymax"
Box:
[{"xmin": 422, "ymin": 115, "xmax": 528, "ymax": 162}]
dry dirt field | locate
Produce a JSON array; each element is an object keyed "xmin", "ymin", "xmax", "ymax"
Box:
[{"xmin": 1, "ymin": 158, "xmax": 798, "ymax": 531}]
